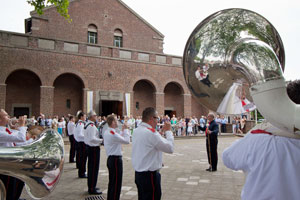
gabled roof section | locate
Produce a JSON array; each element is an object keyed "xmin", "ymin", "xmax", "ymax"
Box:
[
  {"xmin": 29, "ymin": 0, "xmax": 165, "ymax": 38},
  {"xmin": 117, "ymin": 0, "xmax": 164, "ymax": 38}
]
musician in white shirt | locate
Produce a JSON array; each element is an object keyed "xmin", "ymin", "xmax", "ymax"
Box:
[
  {"xmin": 74, "ymin": 111, "xmax": 87, "ymax": 178},
  {"xmin": 103, "ymin": 114, "xmax": 130, "ymax": 200},
  {"xmin": 132, "ymin": 107, "xmax": 174, "ymax": 200},
  {"xmin": 84, "ymin": 110, "xmax": 102, "ymax": 195},
  {"xmin": 0, "ymin": 109, "xmax": 27, "ymax": 200},
  {"xmin": 222, "ymin": 79, "xmax": 300, "ymax": 200},
  {"xmin": 67, "ymin": 115, "xmax": 76, "ymax": 163}
]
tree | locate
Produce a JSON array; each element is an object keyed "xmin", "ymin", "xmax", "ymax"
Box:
[{"xmin": 27, "ymin": 0, "xmax": 70, "ymax": 20}]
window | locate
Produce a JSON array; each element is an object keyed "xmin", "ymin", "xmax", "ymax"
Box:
[
  {"xmin": 136, "ymin": 102, "xmax": 139, "ymax": 110},
  {"xmin": 88, "ymin": 24, "xmax": 97, "ymax": 44},
  {"xmin": 114, "ymin": 29, "xmax": 123, "ymax": 47},
  {"xmin": 66, "ymin": 99, "xmax": 71, "ymax": 109}
]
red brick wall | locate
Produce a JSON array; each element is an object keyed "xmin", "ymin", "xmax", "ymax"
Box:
[
  {"xmin": 53, "ymin": 74, "xmax": 83, "ymax": 117},
  {"xmin": 5, "ymin": 70, "xmax": 41, "ymax": 117},
  {"xmin": 191, "ymin": 96, "xmax": 208, "ymax": 119},
  {"xmin": 0, "ymin": 44, "xmax": 209, "ymax": 117},
  {"xmin": 31, "ymin": 0, "xmax": 164, "ymax": 53},
  {"xmin": 133, "ymin": 80, "xmax": 155, "ymax": 117},
  {"xmin": 164, "ymin": 83, "xmax": 184, "ymax": 117}
]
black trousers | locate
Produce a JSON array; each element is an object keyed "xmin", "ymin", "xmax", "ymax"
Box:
[
  {"xmin": 206, "ymin": 134, "xmax": 218, "ymax": 170},
  {"xmin": 0, "ymin": 175, "xmax": 24, "ymax": 200},
  {"xmin": 221, "ymin": 124, "xmax": 226, "ymax": 133},
  {"xmin": 69, "ymin": 135, "xmax": 76, "ymax": 163},
  {"xmin": 87, "ymin": 145, "xmax": 100, "ymax": 190},
  {"xmin": 107, "ymin": 156, "xmax": 123, "ymax": 200},
  {"xmin": 135, "ymin": 170, "xmax": 161, "ymax": 200},
  {"xmin": 77, "ymin": 141, "xmax": 88, "ymax": 177},
  {"xmin": 75, "ymin": 140, "xmax": 79, "ymax": 168}
]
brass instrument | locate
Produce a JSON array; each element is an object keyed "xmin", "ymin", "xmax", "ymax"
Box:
[
  {"xmin": 183, "ymin": 8, "xmax": 300, "ymax": 136},
  {"xmin": 0, "ymin": 129, "xmax": 64, "ymax": 199}
]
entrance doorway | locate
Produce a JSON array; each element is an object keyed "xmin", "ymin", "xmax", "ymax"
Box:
[
  {"xmin": 164, "ymin": 110, "xmax": 176, "ymax": 117},
  {"xmin": 14, "ymin": 107, "xmax": 29, "ymax": 117},
  {"xmin": 101, "ymin": 101, "xmax": 123, "ymax": 117}
]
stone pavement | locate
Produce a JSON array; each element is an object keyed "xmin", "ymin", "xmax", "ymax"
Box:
[{"xmin": 21, "ymin": 136, "xmax": 245, "ymax": 200}]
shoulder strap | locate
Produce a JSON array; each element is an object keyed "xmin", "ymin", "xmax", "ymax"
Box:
[
  {"xmin": 76, "ymin": 120, "xmax": 85, "ymax": 127},
  {"xmin": 84, "ymin": 122, "xmax": 94, "ymax": 130}
]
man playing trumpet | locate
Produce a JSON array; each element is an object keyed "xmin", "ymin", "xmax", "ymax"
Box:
[{"xmin": 0, "ymin": 109, "xmax": 27, "ymax": 200}]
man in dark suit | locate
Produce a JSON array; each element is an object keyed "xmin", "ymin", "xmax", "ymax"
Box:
[{"xmin": 199, "ymin": 113, "xmax": 219, "ymax": 172}]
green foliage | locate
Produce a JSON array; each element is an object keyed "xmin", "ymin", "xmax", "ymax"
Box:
[{"xmin": 27, "ymin": 0, "xmax": 71, "ymax": 21}]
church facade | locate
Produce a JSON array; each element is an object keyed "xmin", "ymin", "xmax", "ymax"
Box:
[{"xmin": 0, "ymin": 0, "xmax": 207, "ymax": 118}]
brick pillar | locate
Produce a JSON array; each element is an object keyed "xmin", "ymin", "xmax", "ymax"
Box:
[
  {"xmin": 0, "ymin": 84, "xmax": 6, "ymax": 109},
  {"xmin": 40, "ymin": 86, "xmax": 54, "ymax": 117},
  {"xmin": 183, "ymin": 93, "xmax": 192, "ymax": 117},
  {"xmin": 82, "ymin": 88, "xmax": 88, "ymax": 113},
  {"xmin": 155, "ymin": 92, "xmax": 164, "ymax": 116}
]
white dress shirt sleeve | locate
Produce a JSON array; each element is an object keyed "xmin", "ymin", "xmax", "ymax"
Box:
[
  {"xmin": 154, "ymin": 130, "xmax": 174, "ymax": 154},
  {"xmin": 67, "ymin": 122, "xmax": 75, "ymax": 135},
  {"xmin": 114, "ymin": 129, "xmax": 130, "ymax": 144},
  {"xmin": 222, "ymin": 134, "xmax": 251, "ymax": 171},
  {"xmin": 16, "ymin": 138, "xmax": 34, "ymax": 146},
  {"xmin": 0, "ymin": 126, "xmax": 27, "ymax": 143},
  {"xmin": 77, "ymin": 124, "xmax": 85, "ymax": 141},
  {"xmin": 89, "ymin": 126, "xmax": 102, "ymax": 144}
]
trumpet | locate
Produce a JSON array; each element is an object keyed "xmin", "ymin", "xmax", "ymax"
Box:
[{"xmin": 8, "ymin": 115, "xmax": 35, "ymax": 129}]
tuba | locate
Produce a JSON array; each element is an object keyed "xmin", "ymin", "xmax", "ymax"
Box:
[
  {"xmin": 183, "ymin": 8, "xmax": 300, "ymax": 136},
  {"xmin": 0, "ymin": 129, "xmax": 64, "ymax": 199}
]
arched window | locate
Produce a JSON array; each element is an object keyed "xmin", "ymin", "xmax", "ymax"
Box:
[
  {"xmin": 114, "ymin": 29, "xmax": 123, "ymax": 47},
  {"xmin": 88, "ymin": 24, "xmax": 97, "ymax": 44}
]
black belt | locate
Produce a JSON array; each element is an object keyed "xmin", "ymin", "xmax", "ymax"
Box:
[
  {"xmin": 135, "ymin": 170, "xmax": 159, "ymax": 174},
  {"xmin": 108, "ymin": 155, "xmax": 122, "ymax": 158}
]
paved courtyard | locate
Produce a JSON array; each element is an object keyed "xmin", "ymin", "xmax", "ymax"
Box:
[{"xmin": 21, "ymin": 136, "xmax": 245, "ymax": 200}]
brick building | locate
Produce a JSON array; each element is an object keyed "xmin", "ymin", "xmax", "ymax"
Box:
[{"xmin": 0, "ymin": 0, "xmax": 207, "ymax": 118}]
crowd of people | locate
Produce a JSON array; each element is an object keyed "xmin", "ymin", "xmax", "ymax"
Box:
[{"xmin": 21, "ymin": 112, "xmax": 250, "ymax": 139}]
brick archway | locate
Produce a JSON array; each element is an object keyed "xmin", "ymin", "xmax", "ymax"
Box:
[
  {"xmin": 162, "ymin": 80, "xmax": 188, "ymax": 94},
  {"xmin": 50, "ymin": 70, "xmax": 86, "ymax": 88},
  {"xmin": 163, "ymin": 82, "xmax": 184, "ymax": 118},
  {"xmin": 5, "ymin": 69, "xmax": 42, "ymax": 117},
  {"xmin": 1, "ymin": 67, "xmax": 45, "ymax": 85},
  {"xmin": 132, "ymin": 79, "xmax": 156, "ymax": 116},
  {"xmin": 53, "ymin": 73, "xmax": 85, "ymax": 117},
  {"xmin": 129, "ymin": 77, "xmax": 158, "ymax": 93}
]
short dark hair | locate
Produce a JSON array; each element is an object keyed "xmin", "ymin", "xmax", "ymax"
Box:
[
  {"xmin": 287, "ymin": 80, "xmax": 300, "ymax": 104},
  {"xmin": 77, "ymin": 111, "xmax": 85, "ymax": 120},
  {"xmin": 142, "ymin": 107, "xmax": 156, "ymax": 122},
  {"xmin": 69, "ymin": 115, "xmax": 74, "ymax": 120}
]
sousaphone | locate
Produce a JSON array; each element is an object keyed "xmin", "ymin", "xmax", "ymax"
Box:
[{"xmin": 183, "ymin": 8, "xmax": 300, "ymax": 136}]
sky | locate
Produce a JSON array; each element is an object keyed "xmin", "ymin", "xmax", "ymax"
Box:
[{"xmin": 1, "ymin": 0, "xmax": 300, "ymax": 80}]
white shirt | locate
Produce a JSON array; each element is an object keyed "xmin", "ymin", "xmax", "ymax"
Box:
[
  {"xmin": 67, "ymin": 121, "xmax": 75, "ymax": 136},
  {"xmin": 62, "ymin": 120, "xmax": 66, "ymax": 128},
  {"xmin": 84, "ymin": 120, "xmax": 102, "ymax": 147},
  {"xmin": 74, "ymin": 120, "xmax": 85, "ymax": 142},
  {"xmin": 57, "ymin": 122, "xmax": 64, "ymax": 128},
  {"xmin": 47, "ymin": 119, "xmax": 52, "ymax": 127},
  {"xmin": 222, "ymin": 124, "xmax": 300, "ymax": 200},
  {"xmin": 42, "ymin": 168, "xmax": 60, "ymax": 190},
  {"xmin": 0, "ymin": 126, "xmax": 27, "ymax": 147},
  {"xmin": 136, "ymin": 119, "xmax": 142, "ymax": 127},
  {"xmin": 132, "ymin": 122, "xmax": 174, "ymax": 172},
  {"xmin": 103, "ymin": 127, "xmax": 130, "ymax": 156},
  {"xmin": 15, "ymin": 138, "xmax": 34, "ymax": 146}
]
